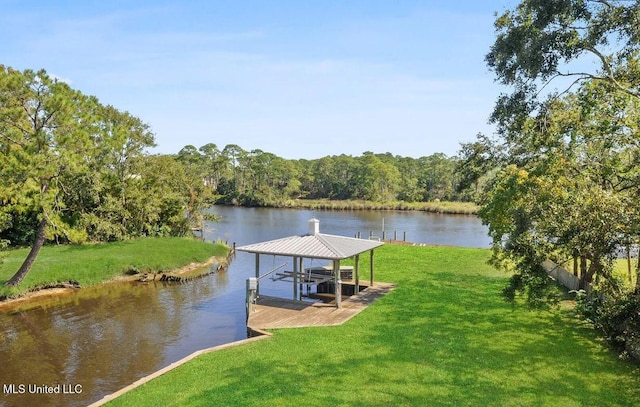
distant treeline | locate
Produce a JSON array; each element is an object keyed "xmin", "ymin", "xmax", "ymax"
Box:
[{"xmin": 175, "ymin": 144, "xmax": 476, "ymax": 207}]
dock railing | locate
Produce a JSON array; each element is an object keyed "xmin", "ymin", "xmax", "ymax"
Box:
[{"xmin": 355, "ymin": 230, "xmax": 407, "ymax": 242}]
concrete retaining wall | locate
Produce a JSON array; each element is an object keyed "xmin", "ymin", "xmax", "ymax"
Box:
[{"xmin": 543, "ymin": 260, "xmax": 581, "ymax": 291}]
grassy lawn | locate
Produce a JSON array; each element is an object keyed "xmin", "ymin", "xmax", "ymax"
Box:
[
  {"xmin": 613, "ymin": 258, "xmax": 638, "ymax": 288},
  {"xmin": 107, "ymin": 245, "xmax": 640, "ymax": 406},
  {"xmin": 0, "ymin": 237, "xmax": 228, "ymax": 299}
]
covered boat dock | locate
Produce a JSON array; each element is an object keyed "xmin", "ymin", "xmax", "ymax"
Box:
[{"xmin": 236, "ymin": 218, "xmax": 384, "ymax": 308}]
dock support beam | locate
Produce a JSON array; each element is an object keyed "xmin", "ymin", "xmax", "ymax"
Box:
[
  {"xmin": 255, "ymin": 254, "xmax": 260, "ymax": 297},
  {"xmin": 354, "ymin": 254, "xmax": 360, "ymax": 294},
  {"xmin": 293, "ymin": 256, "xmax": 299, "ymax": 301},
  {"xmin": 334, "ymin": 259, "xmax": 342, "ymax": 308},
  {"xmin": 299, "ymin": 258, "xmax": 304, "ymax": 299},
  {"xmin": 370, "ymin": 250, "xmax": 375, "ymax": 287}
]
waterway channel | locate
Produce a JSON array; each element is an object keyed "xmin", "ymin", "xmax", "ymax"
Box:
[{"xmin": 0, "ymin": 206, "xmax": 490, "ymax": 407}]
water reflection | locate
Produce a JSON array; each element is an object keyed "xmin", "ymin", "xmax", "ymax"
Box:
[{"xmin": 0, "ymin": 269, "xmax": 244, "ymax": 407}]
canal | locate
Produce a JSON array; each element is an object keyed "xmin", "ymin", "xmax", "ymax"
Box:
[{"xmin": 0, "ymin": 206, "xmax": 490, "ymax": 407}]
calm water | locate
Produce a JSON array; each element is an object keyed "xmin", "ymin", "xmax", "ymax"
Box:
[{"xmin": 0, "ymin": 206, "xmax": 489, "ymax": 407}]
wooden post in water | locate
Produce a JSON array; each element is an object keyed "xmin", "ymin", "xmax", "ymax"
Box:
[{"xmin": 394, "ymin": 230, "xmax": 397, "ymax": 241}]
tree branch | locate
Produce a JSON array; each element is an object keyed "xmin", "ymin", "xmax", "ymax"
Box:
[{"xmin": 583, "ymin": 45, "xmax": 640, "ymax": 98}]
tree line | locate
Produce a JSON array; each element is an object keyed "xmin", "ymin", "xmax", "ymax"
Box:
[
  {"xmin": 175, "ymin": 145, "xmax": 475, "ymax": 207},
  {"xmin": 463, "ymin": 0, "xmax": 640, "ymax": 359}
]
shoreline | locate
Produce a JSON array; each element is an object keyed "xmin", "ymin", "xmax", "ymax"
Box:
[
  {"xmin": 0, "ymin": 255, "xmax": 225, "ymax": 312},
  {"xmin": 218, "ymin": 199, "xmax": 480, "ymax": 215}
]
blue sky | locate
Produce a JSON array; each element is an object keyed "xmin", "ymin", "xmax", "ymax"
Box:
[{"xmin": 1, "ymin": 0, "xmax": 517, "ymax": 159}]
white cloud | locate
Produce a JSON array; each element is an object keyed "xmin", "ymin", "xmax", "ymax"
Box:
[{"xmin": 49, "ymin": 73, "xmax": 73, "ymax": 84}]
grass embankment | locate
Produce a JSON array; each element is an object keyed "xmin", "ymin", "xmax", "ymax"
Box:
[
  {"xmin": 107, "ymin": 245, "xmax": 640, "ymax": 407},
  {"xmin": 0, "ymin": 237, "xmax": 228, "ymax": 300},
  {"xmin": 271, "ymin": 199, "xmax": 479, "ymax": 215}
]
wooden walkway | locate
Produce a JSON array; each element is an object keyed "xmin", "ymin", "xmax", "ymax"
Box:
[{"xmin": 247, "ymin": 282, "xmax": 395, "ymax": 330}]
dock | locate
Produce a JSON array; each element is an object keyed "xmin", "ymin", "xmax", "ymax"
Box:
[{"xmin": 247, "ymin": 282, "xmax": 395, "ymax": 330}]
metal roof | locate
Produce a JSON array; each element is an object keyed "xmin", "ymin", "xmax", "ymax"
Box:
[{"xmin": 236, "ymin": 233, "xmax": 384, "ymax": 260}]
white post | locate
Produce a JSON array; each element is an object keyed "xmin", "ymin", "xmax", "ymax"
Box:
[
  {"xmin": 355, "ymin": 254, "xmax": 360, "ymax": 294},
  {"xmin": 246, "ymin": 277, "xmax": 258, "ymax": 317},
  {"xmin": 300, "ymin": 258, "xmax": 304, "ymax": 300},
  {"xmin": 255, "ymin": 253, "xmax": 260, "ymax": 297},
  {"xmin": 334, "ymin": 259, "xmax": 342, "ymax": 308},
  {"xmin": 370, "ymin": 250, "xmax": 375, "ymax": 287},
  {"xmin": 293, "ymin": 256, "xmax": 298, "ymax": 301}
]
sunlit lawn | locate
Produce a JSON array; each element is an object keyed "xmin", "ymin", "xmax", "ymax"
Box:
[
  {"xmin": 0, "ymin": 237, "xmax": 228, "ymax": 299},
  {"xmin": 107, "ymin": 245, "xmax": 640, "ymax": 406},
  {"xmin": 613, "ymin": 257, "xmax": 638, "ymax": 288}
]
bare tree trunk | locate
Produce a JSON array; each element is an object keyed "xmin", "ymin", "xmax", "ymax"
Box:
[
  {"xmin": 579, "ymin": 256, "xmax": 588, "ymax": 289},
  {"xmin": 4, "ymin": 218, "xmax": 47, "ymax": 287}
]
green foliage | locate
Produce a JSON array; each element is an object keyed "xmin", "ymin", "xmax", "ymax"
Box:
[
  {"xmin": 178, "ymin": 144, "xmax": 474, "ymax": 207},
  {"xmin": 575, "ymin": 282, "xmax": 640, "ymax": 359},
  {"xmin": 487, "ymin": 0, "xmax": 640, "ymax": 137},
  {"xmin": 456, "ymin": 133, "xmax": 503, "ymax": 200},
  {"xmin": 0, "ymin": 66, "xmax": 213, "ymax": 246},
  {"xmin": 0, "ymin": 65, "xmax": 97, "ymax": 244},
  {"xmin": 1, "ymin": 65, "xmax": 217, "ymax": 285},
  {"xmin": 478, "ymin": 0, "xmax": 640, "ymax": 355},
  {"xmin": 480, "ymin": 0, "xmax": 640, "ymax": 306}
]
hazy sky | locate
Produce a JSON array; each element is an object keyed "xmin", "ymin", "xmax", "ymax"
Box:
[{"xmin": 2, "ymin": 0, "xmax": 518, "ymax": 159}]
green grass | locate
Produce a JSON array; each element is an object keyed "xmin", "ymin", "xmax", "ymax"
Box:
[
  {"xmin": 0, "ymin": 237, "xmax": 228, "ymax": 299},
  {"xmin": 613, "ymin": 258, "xmax": 638, "ymax": 288},
  {"xmin": 107, "ymin": 245, "xmax": 640, "ymax": 406}
]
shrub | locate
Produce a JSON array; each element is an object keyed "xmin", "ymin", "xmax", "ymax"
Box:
[{"xmin": 575, "ymin": 280, "xmax": 640, "ymax": 360}]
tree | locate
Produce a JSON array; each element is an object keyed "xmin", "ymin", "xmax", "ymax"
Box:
[
  {"xmin": 198, "ymin": 143, "xmax": 226, "ymax": 191},
  {"xmin": 487, "ymin": 0, "xmax": 640, "ymax": 139},
  {"xmin": 356, "ymin": 153, "xmax": 401, "ymax": 202},
  {"xmin": 482, "ymin": 0, "xmax": 640, "ymax": 307},
  {"xmin": 0, "ymin": 67, "xmax": 99, "ymax": 286},
  {"xmin": 456, "ymin": 133, "xmax": 502, "ymax": 197},
  {"xmin": 0, "ymin": 66, "xmax": 165, "ymax": 285},
  {"xmin": 75, "ymin": 104, "xmax": 156, "ymax": 241},
  {"xmin": 481, "ymin": 79, "xmax": 640, "ymax": 303}
]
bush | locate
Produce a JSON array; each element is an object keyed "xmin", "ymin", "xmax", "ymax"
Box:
[{"xmin": 575, "ymin": 280, "xmax": 640, "ymax": 360}]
